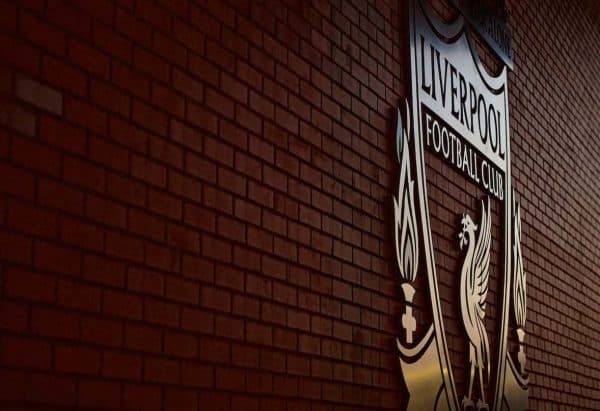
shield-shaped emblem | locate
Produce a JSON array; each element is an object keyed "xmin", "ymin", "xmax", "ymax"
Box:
[{"xmin": 395, "ymin": 2, "xmax": 528, "ymax": 410}]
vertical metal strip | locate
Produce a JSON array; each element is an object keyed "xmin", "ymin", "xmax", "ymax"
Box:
[
  {"xmin": 409, "ymin": 1, "xmax": 459, "ymax": 409},
  {"xmin": 493, "ymin": 76, "xmax": 513, "ymax": 411}
]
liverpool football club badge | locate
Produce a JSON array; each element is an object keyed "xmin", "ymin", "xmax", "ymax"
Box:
[{"xmin": 395, "ymin": 1, "xmax": 528, "ymax": 410}]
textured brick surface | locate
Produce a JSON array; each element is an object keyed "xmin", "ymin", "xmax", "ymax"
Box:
[{"xmin": 0, "ymin": 0, "xmax": 598, "ymax": 410}]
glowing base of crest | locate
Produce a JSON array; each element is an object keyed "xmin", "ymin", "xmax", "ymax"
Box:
[
  {"xmin": 398, "ymin": 325, "xmax": 451, "ymax": 411},
  {"xmin": 500, "ymin": 356, "xmax": 528, "ymax": 411}
]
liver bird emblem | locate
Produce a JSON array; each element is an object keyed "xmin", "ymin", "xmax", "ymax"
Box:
[{"xmin": 458, "ymin": 198, "xmax": 491, "ymax": 411}]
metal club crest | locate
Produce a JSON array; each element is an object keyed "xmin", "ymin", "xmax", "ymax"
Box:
[{"xmin": 395, "ymin": 1, "xmax": 528, "ymax": 410}]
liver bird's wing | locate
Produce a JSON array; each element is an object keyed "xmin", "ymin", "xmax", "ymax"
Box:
[{"xmin": 472, "ymin": 198, "xmax": 492, "ymax": 319}]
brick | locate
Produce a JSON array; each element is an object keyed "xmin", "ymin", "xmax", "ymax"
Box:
[
  {"xmin": 27, "ymin": 373, "xmax": 77, "ymax": 406},
  {"xmin": 83, "ymin": 254, "xmax": 125, "ymax": 287},
  {"xmin": 128, "ymin": 207, "xmax": 165, "ymax": 241},
  {"xmin": 0, "ymin": 1, "xmax": 17, "ymax": 33},
  {"xmin": 204, "ymin": 136, "xmax": 234, "ymax": 167},
  {"xmin": 233, "ymin": 199, "xmax": 260, "ymax": 226},
  {"xmin": 201, "ymin": 285, "xmax": 231, "ymax": 312},
  {"xmin": 216, "ymin": 265, "xmax": 244, "ymax": 291},
  {"xmin": 112, "ymin": 61, "xmax": 150, "ymax": 98},
  {"xmin": 0, "ymin": 102, "xmax": 37, "ymax": 137},
  {"xmin": 205, "ymin": 38, "xmax": 236, "ymax": 71},
  {"xmin": 144, "ymin": 298, "xmax": 180, "ymax": 326},
  {"xmin": 82, "ymin": 316, "xmax": 123, "ymax": 347},
  {"xmin": 55, "ymin": 345, "xmax": 101, "ymax": 375},
  {"xmin": 63, "ymin": 155, "xmax": 107, "ymax": 192},
  {"xmin": 151, "ymin": 136, "xmax": 184, "ymax": 169},
  {"xmin": 172, "ymin": 120, "xmax": 203, "ymax": 153},
  {"xmin": 76, "ymin": 0, "xmax": 114, "ymax": 25},
  {"xmin": 184, "ymin": 202, "xmax": 217, "ymax": 232},
  {"xmin": 35, "ymin": 239, "xmax": 79, "ymax": 272},
  {"xmin": 64, "ymin": 96, "xmax": 108, "ymax": 135},
  {"xmin": 1, "ymin": 336, "xmax": 51, "ymax": 369},
  {"xmin": 104, "ymin": 289, "xmax": 143, "ymax": 320},
  {"xmin": 86, "ymin": 193, "xmax": 127, "ymax": 228},
  {"xmin": 182, "ymin": 307, "xmax": 214, "ymax": 333},
  {"xmin": 38, "ymin": 178, "xmax": 85, "ymax": 214},
  {"xmin": 187, "ymin": 100, "xmax": 218, "ymax": 134},
  {"xmin": 0, "ymin": 126, "xmax": 9, "ymax": 158},
  {"xmin": 167, "ymin": 221, "xmax": 200, "ymax": 252},
  {"xmin": 102, "ymin": 351, "xmax": 142, "ymax": 380},
  {"xmin": 165, "ymin": 387, "xmax": 198, "ymax": 411},
  {"xmin": 117, "ymin": 7, "xmax": 152, "ymax": 47},
  {"xmin": 93, "ymin": 21, "xmax": 132, "ymax": 62},
  {"xmin": 20, "ymin": 11, "xmax": 66, "ymax": 55},
  {"xmin": 137, "ymin": 0, "xmax": 171, "ymax": 32},
  {"xmin": 164, "ymin": 331, "xmax": 198, "ymax": 359},
  {"xmin": 182, "ymin": 362, "xmax": 214, "ymax": 388},
  {"xmin": 89, "ymin": 135, "xmax": 130, "ymax": 173},
  {"xmin": 215, "ymin": 315, "xmax": 245, "ymax": 340},
  {"xmin": 11, "ymin": 135, "xmax": 61, "ymax": 177},
  {"xmin": 148, "ymin": 188, "xmax": 182, "ymax": 219},
  {"xmin": 0, "ymin": 33, "xmax": 40, "ymax": 75},
  {"xmin": 154, "ymin": 31, "xmax": 187, "ymax": 67},
  {"xmin": 57, "ymin": 278, "xmax": 101, "ymax": 312},
  {"xmin": 166, "ymin": 275, "xmax": 200, "ymax": 304},
  {"xmin": 124, "ymin": 384, "xmax": 162, "ymax": 411},
  {"xmin": 236, "ymin": 104, "xmax": 262, "ymax": 134},
  {"xmin": 213, "ymin": 87, "xmax": 241, "ymax": 122},
  {"xmin": 168, "ymin": 170, "xmax": 201, "ymax": 201},
  {"xmin": 232, "ymin": 345, "xmax": 259, "ymax": 369},
  {"xmin": 160, "ymin": 1, "xmax": 188, "ymax": 20},
  {"xmin": 144, "ymin": 357, "xmax": 180, "ymax": 384},
  {"xmin": 145, "ymin": 241, "xmax": 181, "ymax": 273},
  {"xmin": 0, "ymin": 163, "xmax": 35, "ymax": 199},
  {"xmin": 107, "ymin": 172, "xmax": 146, "ymax": 207},
  {"xmin": 40, "ymin": 114, "xmax": 87, "ymax": 155},
  {"xmin": 125, "ymin": 323, "xmax": 162, "ymax": 353},
  {"xmin": 245, "ymin": 273, "xmax": 271, "ymax": 300},
  {"xmin": 31, "ymin": 307, "xmax": 80, "ymax": 339},
  {"xmin": 15, "ymin": 74, "xmax": 62, "ymax": 114},
  {"xmin": 152, "ymin": 81, "xmax": 185, "ymax": 118},
  {"xmin": 133, "ymin": 99, "xmax": 169, "ymax": 136},
  {"xmin": 134, "ymin": 45, "xmax": 170, "ymax": 82},
  {"xmin": 221, "ymin": 72, "xmax": 248, "ymax": 104},
  {"xmin": 182, "ymin": 254, "xmax": 215, "ymax": 283},
  {"xmin": 109, "ymin": 115, "xmax": 148, "ymax": 153},
  {"xmin": 246, "ymin": 322, "xmax": 272, "ymax": 345},
  {"xmin": 7, "ymin": 200, "xmax": 58, "ymax": 237},
  {"xmin": 0, "ymin": 369, "xmax": 26, "ymax": 401},
  {"xmin": 0, "ymin": 300, "xmax": 28, "ymax": 332},
  {"xmin": 48, "ymin": 2, "xmax": 91, "ymax": 39},
  {"xmin": 174, "ymin": 19, "xmax": 204, "ymax": 54},
  {"xmin": 249, "ymin": 90, "xmax": 273, "ymax": 119},
  {"xmin": 5, "ymin": 267, "xmax": 55, "ymax": 303},
  {"xmin": 105, "ymin": 230, "xmax": 144, "ymax": 262},
  {"xmin": 233, "ymin": 295, "xmax": 260, "ymax": 319},
  {"xmin": 189, "ymin": 52, "xmax": 219, "ymax": 86},
  {"xmin": 128, "ymin": 267, "xmax": 164, "ymax": 296},
  {"xmin": 91, "ymin": 79, "xmax": 131, "ymax": 116},
  {"xmin": 215, "ymin": 367, "xmax": 245, "ymax": 391},
  {"xmin": 132, "ymin": 154, "xmax": 167, "ymax": 187},
  {"xmin": 42, "ymin": 55, "xmax": 87, "ymax": 96},
  {"xmin": 79, "ymin": 380, "xmax": 122, "ymax": 409}
]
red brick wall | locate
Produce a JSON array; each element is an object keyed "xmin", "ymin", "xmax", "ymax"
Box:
[{"xmin": 0, "ymin": 0, "xmax": 598, "ymax": 410}]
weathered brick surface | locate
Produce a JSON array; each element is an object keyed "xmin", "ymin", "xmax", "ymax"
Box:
[{"xmin": 0, "ymin": 0, "xmax": 598, "ymax": 410}]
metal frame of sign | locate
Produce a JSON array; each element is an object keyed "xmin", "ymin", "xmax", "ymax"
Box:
[{"xmin": 395, "ymin": 1, "xmax": 527, "ymax": 410}]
